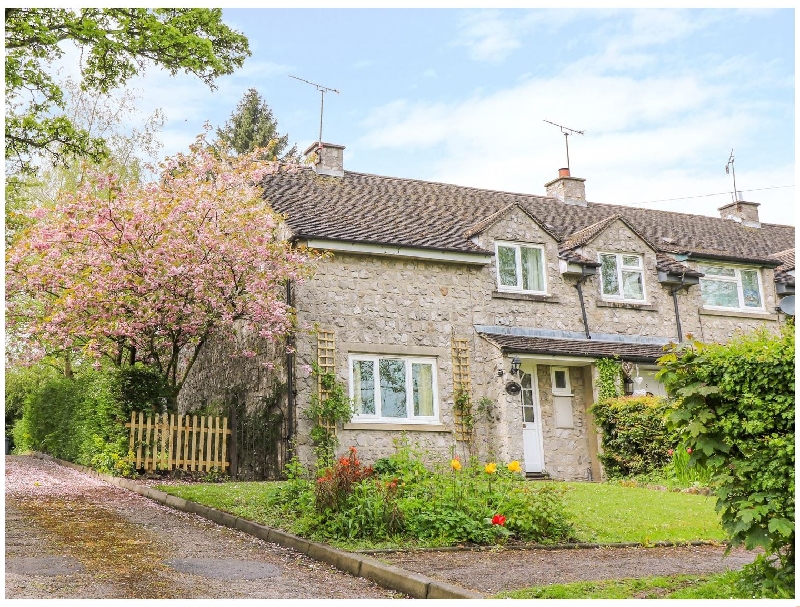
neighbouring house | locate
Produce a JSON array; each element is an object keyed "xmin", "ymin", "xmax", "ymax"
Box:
[{"xmin": 179, "ymin": 141, "xmax": 795, "ymax": 481}]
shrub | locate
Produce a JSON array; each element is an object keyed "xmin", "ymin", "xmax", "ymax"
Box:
[
  {"xmin": 658, "ymin": 326, "xmax": 794, "ymax": 596},
  {"xmin": 314, "ymin": 446, "xmax": 374, "ymax": 512},
  {"xmin": 7, "ymin": 364, "xmax": 153, "ymax": 476},
  {"xmin": 590, "ymin": 395, "xmax": 678, "ymax": 477}
]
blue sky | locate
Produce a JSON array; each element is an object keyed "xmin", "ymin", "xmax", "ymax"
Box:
[{"xmin": 121, "ymin": 8, "xmax": 794, "ymax": 225}]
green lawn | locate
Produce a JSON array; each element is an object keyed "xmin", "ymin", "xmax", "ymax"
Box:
[
  {"xmin": 494, "ymin": 571, "xmax": 748, "ymax": 599},
  {"xmin": 157, "ymin": 479, "xmax": 725, "ymax": 547},
  {"xmin": 561, "ymin": 481, "xmax": 725, "ymax": 544}
]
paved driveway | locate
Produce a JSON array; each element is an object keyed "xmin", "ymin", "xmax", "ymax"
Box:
[{"xmin": 5, "ymin": 455, "xmax": 402, "ymax": 599}]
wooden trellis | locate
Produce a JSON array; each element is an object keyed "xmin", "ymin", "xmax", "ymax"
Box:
[
  {"xmin": 316, "ymin": 330, "xmax": 336, "ymax": 434},
  {"xmin": 452, "ymin": 337, "xmax": 473, "ymax": 442}
]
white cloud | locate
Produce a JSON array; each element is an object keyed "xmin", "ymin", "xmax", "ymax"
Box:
[
  {"xmin": 358, "ymin": 11, "xmax": 793, "ymax": 226},
  {"xmin": 453, "ymin": 10, "xmax": 525, "ymax": 62}
]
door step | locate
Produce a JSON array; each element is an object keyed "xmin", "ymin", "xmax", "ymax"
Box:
[{"xmin": 525, "ymin": 471, "xmax": 551, "ymax": 480}]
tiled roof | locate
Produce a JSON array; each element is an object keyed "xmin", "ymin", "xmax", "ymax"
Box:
[
  {"xmin": 261, "ymin": 167, "xmax": 795, "ymax": 262},
  {"xmin": 655, "ymin": 253, "xmax": 704, "ymax": 278},
  {"xmin": 463, "ymin": 202, "xmax": 560, "ymax": 241},
  {"xmin": 770, "ymin": 249, "xmax": 795, "ymax": 284},
  {"xmin": 558, "ymin": 248, "xmax": 600, "ymax": 266},
  {"xmin": 479, "ymin": 332, "xmax": 669, "ymax": 363}
]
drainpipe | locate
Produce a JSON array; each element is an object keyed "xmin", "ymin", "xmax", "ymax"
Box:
[
  {"xmin": 574, "ymin": 270, "xmax": 592, "ymax": 339},
  {"xmin": 286, "ymin": 279, "xmax": 295, "ymax": 458},
  {"xmin": 669, "ymin": 275, "xmax": 690, "ymax": 343}
]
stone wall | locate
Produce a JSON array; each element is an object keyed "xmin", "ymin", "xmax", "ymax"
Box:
[
  {"xmin": 177, "ymin": 325, "xmax": 287, "ymax": 415},
  {"xmin": 290, "ymin": 253, "xmax": 483, "ymax": 467},
  {"xmin": 178, "ymin": 207, "xmax": 784, "ymax": 480}
]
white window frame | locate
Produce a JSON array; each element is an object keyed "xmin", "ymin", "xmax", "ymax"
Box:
[
  {"xmin": 348, "ymin": 354, "xmax": 439, "ymax": 424},
  {"xmin": 598, "ymin": 251, "xmax": 647, "ymax": 303},
  {"xmin": 495, "ymin": 241, "xmax": 548, "ymax": 294},
  {"xmin": 550, "ymin": 367, "xmax": 573, "ymax": 396},
  {"xmin": 699, "ymin": 264, "xmax": 765, "ymax": 312}
]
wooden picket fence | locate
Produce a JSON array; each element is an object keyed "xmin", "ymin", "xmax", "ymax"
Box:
[{"xmin": 125, "ymin": 412, "xmax": 231, "ymax": 473}]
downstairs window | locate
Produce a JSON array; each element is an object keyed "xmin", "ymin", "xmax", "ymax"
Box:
[{"xmin": 349, "ymin": 355, "xmax": 438, "ymax": 423}]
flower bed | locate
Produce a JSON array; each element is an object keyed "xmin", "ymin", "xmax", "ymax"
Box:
[{"xmin": 269, "ymin": 443, "xmax": 575, "ymax": 547}]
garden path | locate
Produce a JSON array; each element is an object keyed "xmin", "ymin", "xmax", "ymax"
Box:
[{"xmin": 4, "ymin": 455, "xmax": 402, "ymax": 599}]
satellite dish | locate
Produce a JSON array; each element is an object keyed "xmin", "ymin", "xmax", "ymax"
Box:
[
  {"xmin": 778, "ymin": 295, "xmax": 795, "ymax": 316},
  {"xmin": 505, "ymin": 381, "xmax": 521, "ymax": 396}
]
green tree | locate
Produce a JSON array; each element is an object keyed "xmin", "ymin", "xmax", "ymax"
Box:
[
  {"xmin": 6, "ymin": 76, "xmax": 165, "ymax": 245},
  {"xmin": 5, "ymin": 8, "xmax": 250, "ymax": 174},
  {"xmin": 216, "ymin": 88, "xmax": 296, "ymax": 160}
]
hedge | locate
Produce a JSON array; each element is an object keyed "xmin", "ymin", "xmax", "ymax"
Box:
[{"xmin": 590, "ymin": 395, "xmax": 678, "ymax": 478}]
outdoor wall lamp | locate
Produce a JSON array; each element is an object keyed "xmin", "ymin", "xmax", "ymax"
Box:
[
  {"xmin": 497, "ymin": 357, "xmax": 522, "ymax": 378},
  {"xmin": 623, "ymin": 374, "xmax": 634, "ymax": 396}
]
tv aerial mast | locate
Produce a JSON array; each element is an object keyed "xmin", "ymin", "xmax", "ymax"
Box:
[
  {"xmin": 725, "ymin": 149, "xmax": 741, "ymax": 202},
  {"xmin": 543, "ymin": 119, "xmax": 584, "ymax": 171},
  {"xmin": 289, "ymin": 75, "xmax": 340, "ymax": 143}
]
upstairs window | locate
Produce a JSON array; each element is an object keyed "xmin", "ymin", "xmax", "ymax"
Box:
[
  {"xmin": 349, "ymin": 355, "xmax": 438, "ymax": 423},
  {"xmin": 496, "ymin": 242, "xmax": 547, "ymax": 293},
  {"xmin": 599, "ymin": 252, "xmax": 645, "ymax": 302},
  {"xmin": 700, "ymin": 265, "xmax": 763, "ymax": 311}
]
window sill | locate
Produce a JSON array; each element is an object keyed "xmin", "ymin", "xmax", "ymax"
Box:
[
  {"xmin": 596, "ymin": 300, "xmax": 656, "ymax": 311},
  {"xmin": 492, "ymin": 291, "xmax": 559, "ymax": 303},
  {"xmin": 699, "ymin": 307, "xmax": 777, "ymax": 321},
  {"xmin": 343, "ymin": 422, "xmax": 448, "ymax": 432}
]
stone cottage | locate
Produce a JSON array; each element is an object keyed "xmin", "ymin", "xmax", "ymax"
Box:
[{"xmin": 179, "ymin": 141, "xmax": 795, "ymax": 481}]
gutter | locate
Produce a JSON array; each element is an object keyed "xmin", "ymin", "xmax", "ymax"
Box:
[
  {"xmin": 300, "ymin": 237, "xmax": 493, "ymax": 265},
  {"xmin": 682, "ymin": 251, "xmax": 782, "ymax": 267}
]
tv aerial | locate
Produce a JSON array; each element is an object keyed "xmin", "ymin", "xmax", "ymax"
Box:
[
  {"xmin": 544, "ymin": 119, "xmax": 584, "ymax": 171},
  {"xmin": 289, "ymin": 75, "xmax": 340, "ymax": 143},
  {"xmin": 725, "ymin": 149, "xmax": 742, "ymax": 202}
]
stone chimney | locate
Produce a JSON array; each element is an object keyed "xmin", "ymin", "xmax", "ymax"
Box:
[
  {"xmin": 718, "ymin": 200, "xmax": 761, "ymax": 228},
  {"xmin": 303, "ymin": 141, "xmax": 345, "ymax": 177},
  {"xmin": 545, "ymin": 168, "xmax": 586, "ymax": 206}
]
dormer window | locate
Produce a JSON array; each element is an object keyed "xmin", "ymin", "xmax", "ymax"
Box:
[
  {"xmin": 699, "ymin": 265, "xmax": 763, "ymax": 311},
  {"xmin": 496, "ymin": 242, "xmax": 547, "ymax": 294},
  {"xmin": 599, "ymin": 252, "xmax": 646, "ymax": 302}
]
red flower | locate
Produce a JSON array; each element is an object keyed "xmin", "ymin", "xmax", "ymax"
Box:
[
  {"xmin": 491, "ymin": 514, "xmax": 506, "ymax": 526},
  {"xmin": 686, "ymin": 447, "xmax": 693, "ymax": 454},
  {"xmin": 667, "ymin": 449, "xmax": 674, "ymax": 456}
]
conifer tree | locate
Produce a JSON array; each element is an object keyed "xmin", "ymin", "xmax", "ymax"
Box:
[{"xmin": 216, "ymin": 88, "xmax": 296, "ymax": 160}]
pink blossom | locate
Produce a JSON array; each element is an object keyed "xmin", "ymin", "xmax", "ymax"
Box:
[{"xmin": 6, "ymin": 134, "xmax": 320, "ymax": 397}]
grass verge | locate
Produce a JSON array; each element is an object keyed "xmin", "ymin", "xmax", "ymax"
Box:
[
  {"xmin": 561, "ymin": 481, "xmax": 725, "ymax": 543},
  {"xmin": 157, "ymin": 479, "xmax": 724, "ymax": 548},
  {"xmin": 494, "ymin": 570, "xmax": 748, "ymax": 599}
]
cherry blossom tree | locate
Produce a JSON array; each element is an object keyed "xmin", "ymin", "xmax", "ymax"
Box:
[{"xmin": 6, "ymin": 133, "xmax": 318, "ymax": 408}]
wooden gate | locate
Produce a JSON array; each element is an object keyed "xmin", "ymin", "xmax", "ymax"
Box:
[{"xmin": 126, "ymin": 412, "xmax": 231, "ymax": 472}]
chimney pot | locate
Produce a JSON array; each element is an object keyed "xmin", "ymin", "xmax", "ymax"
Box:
[{"xmin": 559, "ymin": 167, "xmax": 571, "ymax": 178}]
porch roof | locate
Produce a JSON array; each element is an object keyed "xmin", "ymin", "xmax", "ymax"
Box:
[{"xmin": 478, "ymin": 332, "xmax": 671, "ymax": 363}]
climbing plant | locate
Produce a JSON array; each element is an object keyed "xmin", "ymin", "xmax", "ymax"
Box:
[
  {"xmin": 595, "ymin": 357, "xmax": 622, "ymax": 401},
  {"xmin": 306, "ymin": 363, "xmax": 353, "ymax": 469}
]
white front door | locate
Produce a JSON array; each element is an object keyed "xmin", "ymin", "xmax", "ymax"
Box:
[{"xmin": 521, "ymin": 370, "xmax": 544, "ymax": 473}]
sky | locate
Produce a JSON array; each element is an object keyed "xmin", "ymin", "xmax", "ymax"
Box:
[{"xmin": 115, "ymin": 8, "xmax": 794, "ymax": 226}]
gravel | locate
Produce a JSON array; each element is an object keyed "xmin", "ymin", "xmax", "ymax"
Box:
[{"xmin": 5, "ymin": 455, "xmax": 404, "ymax": 599}]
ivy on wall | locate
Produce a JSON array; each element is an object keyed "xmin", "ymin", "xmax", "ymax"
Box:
[{"xmin": 595, "ymin": 357, "xmax": 622, "ymax": 401}]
